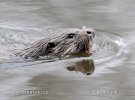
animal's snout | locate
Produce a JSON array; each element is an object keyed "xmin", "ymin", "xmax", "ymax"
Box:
[
  {"xmin": 87, "ymin": 31, "xmax": 92, "ymax": 34},
  {"xmin": 86, "ymin": 31, "xmax": 95, "ymax": 37},
  {"xmin": 82, "ymin": 27, "xmax": 95, "ymax": 37},
  {"xmin": 86, "ymin": 30, "xmax": 95, "ymax": 42}
]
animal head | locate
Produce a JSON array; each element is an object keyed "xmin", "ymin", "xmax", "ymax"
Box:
[{"xmin": 17, "ymin": 27, "xmax": 95, "ymax": 59}]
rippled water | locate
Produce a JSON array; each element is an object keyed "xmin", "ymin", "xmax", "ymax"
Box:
[{"xmin": 0, "ymin": 0, "xmax": 135, "ymax": 100}]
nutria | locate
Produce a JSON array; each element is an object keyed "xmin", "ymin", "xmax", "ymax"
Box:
[{"xmin": 15, "ymin": 27, "xmax": 95, "ymax": 59}]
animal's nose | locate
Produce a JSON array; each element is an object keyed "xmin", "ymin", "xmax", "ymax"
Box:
[
  {"xmin": 86, "ymin": 31, "xmax": 94, "ymax": 37},
  {"xmin": 86, "ymin": 31, "xmax": 95, "ymax": 37},
  {"xmin": 87, "ymin": 31, "xmax": 92, "ymax": 34}
]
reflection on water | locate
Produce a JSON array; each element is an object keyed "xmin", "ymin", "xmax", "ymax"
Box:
[
  {"xmin": 67, "ymin": 60, "xmax": 95, "ymax": 75},
  {"xmin": 0, "ymin": 0, "xmax": 135, "ymax": 100}
]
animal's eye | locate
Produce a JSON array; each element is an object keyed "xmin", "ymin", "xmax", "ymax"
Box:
[
  {"xmin": 87, "ymin": 31, "xmax": 92, "ymax": 34},
  {"xmin": 67, "ymin": 33, "xmax": 75, "ymax": 39}
]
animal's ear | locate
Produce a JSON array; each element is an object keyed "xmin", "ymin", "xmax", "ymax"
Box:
[{"xmin": 47, "ymin": 42, "xmax": 56, "ymax": 48}]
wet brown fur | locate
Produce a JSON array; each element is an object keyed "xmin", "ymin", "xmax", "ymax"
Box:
[{"xmin": 16, "ymin": 28, "xmax": 95, "ymax": 59}]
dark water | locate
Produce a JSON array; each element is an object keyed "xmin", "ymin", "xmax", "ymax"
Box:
[{"xmin": 0, "ymin": 0, "xmax": 135, "ymax": 100}]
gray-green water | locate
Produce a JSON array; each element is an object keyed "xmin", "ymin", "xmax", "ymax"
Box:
[{"xmin": 0, "ymin": 0, "xmax": 135, "ymax": 100}]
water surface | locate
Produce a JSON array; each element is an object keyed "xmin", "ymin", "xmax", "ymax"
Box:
[{"xmin": 0, "ymin": 0, "xmax": 135, "ymax": 100}]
